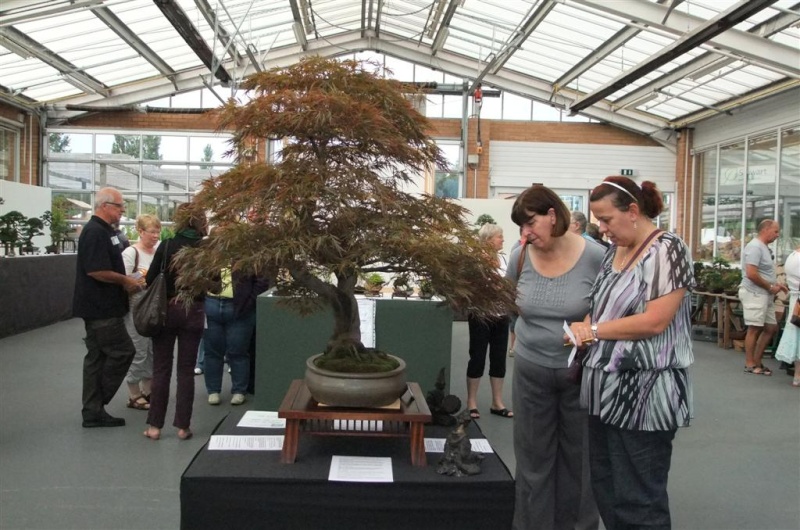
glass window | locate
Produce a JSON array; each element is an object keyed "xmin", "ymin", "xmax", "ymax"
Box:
[
  {"xmin": 503, "ymin": 93, "xmax": 532, "ymax": 121},
  {"xmin": 141, "ymin": 194, "xmax": 192, "ymax": 224},
  {"xmin": 656, "ymin": 193, "xmax": 672, "ymax": 233},
  {"xmin": 95, "ymin": 161, "xmax": 139, "ymax": 191},
  {"xmin": 97, "ymin": 134, "xmax": 139, "ymax": 158},
  {"xmin": 433, "ymin": 141, "xmax": 461, "ymax": 198},
  {"xmin": 717, "ymin": 142, "xmax": 745, "ymax": 263},
  {"xmin": 48, "ymin": 132, "xmax": 92, "ymax": 158},
  {"xmin": 697, "ymin": 149, "xmax": 717, "ymax": 261},
  {"xmin": 189, "ymin": 165, "xmax": 228, "ymax": 193},
  {"xmin": 0, "ymin": 125, "xmax": 19, "ymax": 182},
  {"xmin": 443, "ymin": 95, "xmax": 463, "ymax": 119},
  {"xmin": 745, "ymin": 133, "xmax": 778, "ymax": 247},
  {"xmin": 47, "ymin": 161, "xmax": 93, "ymax": 190},
  {"xmin": 778, "ymin": 127, "xmax": 800, "ymax": 263},
  {"xmin": 480, "ymin": 93, "xmax": 502, "ymax": 120},
  {"xmin": 141, "ymin": 163, "xmax": 188, "ymax": 193},
  {"xmin": 190, "ymin": 137, "xmax": 232, "ymax": 163},
  {"xmin": 151, "ymin": 135, "xmax": 188, "ymax": 162},
  {"xmin": 533, "ymin": 102, "xmax": 563, "ymax": 121}
]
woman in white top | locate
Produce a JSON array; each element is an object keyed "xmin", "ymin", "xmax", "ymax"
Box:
[
  {"xmin": 775, "ymin": 246, "xmax": 800, "ymax": 387},
  {"xmin": 121, "ymin": 214, "xmax": 161, "ymax": 409}
]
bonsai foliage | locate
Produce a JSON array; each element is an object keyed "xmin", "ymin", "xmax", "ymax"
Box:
[
  {"xmin": 174, "ymin": 56, "xmax": 515, "ymax": 370},
  {"xmin": 0, "ymin": 211, "xmax": 26, "ymax": 256}
]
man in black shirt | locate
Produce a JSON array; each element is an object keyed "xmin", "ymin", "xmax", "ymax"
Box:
[{"xmin": 73, "ymin": 187, "xmax": 143, "ymax": 428}]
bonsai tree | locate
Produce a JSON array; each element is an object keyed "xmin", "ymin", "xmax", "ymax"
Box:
[
  {"xmin": 174, "ymin": 56, "xmax": 515, "ymax": 372},
  {"xmin": 41, "ymin": 208, "xmax": 70, "ymax": 253},
  {"xmin": 18, "ymin": 217, "xmax": 44, "ymax": 254},
  {"xmin": 363, "ymin": 273, "xmax": 385, "ymax": 296},
  {"xmin": 391, "ymin": 273, "xmax": 414, "ymax": 298},
  {"xmin": 0, "ymin": 211, "xmax": 27, "ymax": 256}
]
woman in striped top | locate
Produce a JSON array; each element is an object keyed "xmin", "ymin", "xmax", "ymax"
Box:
[{"xmin": 568, "ymin": 176, "xmax": 694, "ymax": 530}]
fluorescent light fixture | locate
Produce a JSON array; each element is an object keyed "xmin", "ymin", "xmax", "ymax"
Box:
[{"xmin": 292, "ymin": 21, "xmax": 307, "ymax": 48}]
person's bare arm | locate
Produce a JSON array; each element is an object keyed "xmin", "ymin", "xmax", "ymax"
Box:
[{"xmin": 88, "ymin": 270, "xmax": 143, "ymax": 293}]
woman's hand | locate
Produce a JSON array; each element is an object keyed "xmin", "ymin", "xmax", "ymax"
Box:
[{"xmin": 566, "ymin": 321, "xmax": 594, "ymax": 349}]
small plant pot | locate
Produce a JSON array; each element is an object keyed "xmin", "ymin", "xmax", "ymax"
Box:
[{"xmin": 304, "ymin": 353, "xmax": 407, "ymax": 408}]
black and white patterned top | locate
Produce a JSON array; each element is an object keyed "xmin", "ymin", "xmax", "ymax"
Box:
[{"xmin": 581, "ymin": 231, "xmax": 695, "ymax": 431}]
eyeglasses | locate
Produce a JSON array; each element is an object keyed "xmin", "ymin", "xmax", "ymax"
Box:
[{"xmin": 104, "ymin": 201, "xmax": 124, "ymax": 209}]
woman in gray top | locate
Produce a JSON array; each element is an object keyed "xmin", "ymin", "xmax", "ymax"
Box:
[{"xmin": 507, "ymin": 185, "xmax": 604, "ymax": 530}]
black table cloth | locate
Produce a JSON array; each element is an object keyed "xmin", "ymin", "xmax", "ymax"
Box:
[{"xmin": 180, "ymin": 410, "xmax": 515, "ymax": 530}]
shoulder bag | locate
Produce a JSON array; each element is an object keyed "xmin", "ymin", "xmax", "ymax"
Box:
[
  {"xmin": 132, "ymin": 240, "xmax": 169, "ymax": 337},
  {"xmin": 791, "ymin": 298, "xmax": 800, "ymax": 327}
]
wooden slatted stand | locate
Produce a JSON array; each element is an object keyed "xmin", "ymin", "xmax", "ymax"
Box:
[{"xmin": 278, "ymin": 379, "xmax": 432, "ymax": 466}]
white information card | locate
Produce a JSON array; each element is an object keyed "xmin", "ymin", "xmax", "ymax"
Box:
[
  {"xmin": 328, "ymin": 456, "xmax": 393, "ymax": 482},
  {"xmin": 423, "ymin": 438, "xmax": 494, "ymax": 453},
  {"xmin": 208, "ymin": 435, "xmax": 284, "ymax": 451},
  {"xmin": 236, "ymin": 410, "xmax": 286, "ymax": 429}
]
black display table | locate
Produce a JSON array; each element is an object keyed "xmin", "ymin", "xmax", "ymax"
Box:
[{"xmin": 180, "ymin": 410, "xmax": 514, "ymax": 530}]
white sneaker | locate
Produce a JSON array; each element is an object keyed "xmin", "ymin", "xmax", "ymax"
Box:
[
  {"xmin": 208, "ymin": 393, "xmax": 220, "ymax": 405},
  {"xmin": 194, "ymin": 367, "xmax": 203, "ymax": 375},
  {"xmin": 231, "ymin": 393, "xmax": 246, "ymax": 406}
]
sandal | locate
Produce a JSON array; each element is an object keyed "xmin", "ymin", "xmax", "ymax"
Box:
[
  {"xmin": 469, "ymin": 408, "xmax": 480, "ymax": 419},
  {"xmin": 177, "ymin": 428, "xmax": 193, "ymax": 440},
  {"xmin": 127, "ymin": 395, "xmax": 150, "ymax": 410},
  {"xmin": 143, "ymin": 428, "xmax": 160, "ymax": 440},
  {"xmin": 490, "ymin": 408, "xmax": 514, "ymax": 418},
  {"xmin": 753, "ymin": 365, "xmax": 772, "ymax": 376}
]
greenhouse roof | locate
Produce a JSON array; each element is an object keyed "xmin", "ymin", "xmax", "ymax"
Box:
[{"xmin": 1, "ymin": 0, "xmax": 798, "ymax": 142}]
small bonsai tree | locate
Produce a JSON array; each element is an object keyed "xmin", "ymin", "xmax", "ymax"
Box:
[
  {"xmin": 174, "ymin": 56, "xmax": 515, "ymax": 372},
  {"xmin": 18, "ymin": 217, "xmax": 44, "ymax": 254},
  {"xmin": 0, "ymin": 211, "xmax": 27, "ymax": 256}
]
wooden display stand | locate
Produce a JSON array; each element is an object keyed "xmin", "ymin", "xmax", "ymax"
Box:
[{"xmin": 278, "ymin": 379, "xmax": 432, "ymax": 467}]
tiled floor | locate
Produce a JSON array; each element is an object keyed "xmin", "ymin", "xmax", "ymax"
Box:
[{"xmin": 0, "ymin": 318, "xmax": 798, "ymax": 529}]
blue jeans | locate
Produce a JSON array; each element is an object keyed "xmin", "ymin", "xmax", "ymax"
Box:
[
  {"xmin": 203, "ymin": 297, "xmax": 256, "ymax": 395},
  {"xmin": 588, "ymin": 415, "xmax": 676, "ymax": 530}
]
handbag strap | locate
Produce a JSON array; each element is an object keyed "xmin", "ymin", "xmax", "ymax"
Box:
[
  {"xmin": 159, "ymin": 240, "xmax": 170, "ymax": 273},
  {"xmin": 620, "ymin": 229, "xmax": 662, "ymax": 273},
  {"xmin": 133, "ymin": 247, "xmax": 139, "ymax": 273},
  {"xmin": 516, "ymin": 241, "xmax": 528, "ymax": 279}
]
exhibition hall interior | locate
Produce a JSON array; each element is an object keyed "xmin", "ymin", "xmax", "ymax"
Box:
[{"xmin": 1, "ymin": 1, "xmax": 798, "ymax": 529}]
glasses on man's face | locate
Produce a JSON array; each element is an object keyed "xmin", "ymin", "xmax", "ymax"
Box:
[{"xmin": 105, "ymin": 202, "xmax": 124, "ymax": 209}]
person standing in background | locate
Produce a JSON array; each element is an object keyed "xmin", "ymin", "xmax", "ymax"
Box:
[
  {"xmin": 466, "ymin": 223, "xmax": 513, "ymax": 420},
  {"xmin": 73, "ymin": 187, "xmax": 142, "ymax": 428},
  {"xmin": 143, "ymin": 203, "xmax": 207, "ymax": 441},
  {"xmin": 120, "ymin": 214, "xmax": 161, "ymax": 410},
  {"xmin": 775, "ymin": 245, "xmax": 800, "ymax": 386},
  {"xmin": 739, "ymin": 220, "xmax": 789, "ymax": 376}
]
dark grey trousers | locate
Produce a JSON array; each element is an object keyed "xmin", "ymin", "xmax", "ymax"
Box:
[
  {"xmin": 513, "ymin": 355, "xmax": 599, "ymax": 530},
  {"xmin": 82, "ymin": 317, "xmax": 135, "ymax": 421}
]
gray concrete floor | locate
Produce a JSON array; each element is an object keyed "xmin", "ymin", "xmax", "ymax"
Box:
[{"xmin": 0, "ymin": 318, "xmax": 798, "ymax": 529}]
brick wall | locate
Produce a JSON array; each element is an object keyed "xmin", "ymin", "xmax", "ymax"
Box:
[{"xmin": 0, "ymin": 103, "xmax": 41, "ymax": 186}]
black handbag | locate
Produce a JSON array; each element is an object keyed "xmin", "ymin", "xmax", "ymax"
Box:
[
  {"xmin": 132, "ymin": 240, "xmax": 169, "ymax": 337},
  {"xmin": 790, "ymin": 299, "xmax": 800, "ymax": 327}
]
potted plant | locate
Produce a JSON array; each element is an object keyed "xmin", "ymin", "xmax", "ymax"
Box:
[
  {"xmin": 0, "ymin": 211, "xmax": 26, "ymax": 257},
  {"xmin": 363, "ymin": 273, "xmax": 386, "ymax": 297},
  {"xmin": 173, "ymin": 56, "xmax": 514, "ymax": 407},
  {"xmin": 722, "ymin": 268, "xmax": 742, "ymax": 296},
  {"xmin": 418, "ymin": 278, "xmax": 435, "ymax": 300},
  {"xmin": 391, "ymin": 274, "xmax": 414, "ymax": 298},
  {"xmin": 18, "ymin": 217, "xmax": 44, "ymax": 254},
  {"xmin": 693, "ymin": 261, "xmax": 707, "ymax": 292},
  {"xmin": 41, "ymin": 208, "xmax": 70, "ymax": 254}
]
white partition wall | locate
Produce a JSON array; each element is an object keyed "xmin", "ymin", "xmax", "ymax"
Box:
[{"xmin": 0, "ymin": 181, "xmax": 51, "ymax": 254}]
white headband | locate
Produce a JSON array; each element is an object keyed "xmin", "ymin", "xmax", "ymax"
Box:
[{"xmin": 602, "ymin": 181, "xmax": 638, "ymax": 203}]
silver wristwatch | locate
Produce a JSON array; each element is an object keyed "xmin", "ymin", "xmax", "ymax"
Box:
[{"xmin": 590, "ymin": 324, "xmax": 599, "ymax": 343}]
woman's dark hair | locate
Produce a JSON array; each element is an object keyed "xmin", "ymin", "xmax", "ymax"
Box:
[
  {"xmin": 511, "ymin": 184, "xmax": 570, "ymax": 237},
  {"xmin": 589, "ymin": 176, "xmax": 664, "ymax": 219},
  {"xmin": 173, "ymin": 202, "xmax": 207, "ymax": 233}
]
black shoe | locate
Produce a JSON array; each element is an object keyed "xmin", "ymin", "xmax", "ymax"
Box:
[{"xmin": 83, "ymin": 411, "xmax": 126, "ymax": 428}]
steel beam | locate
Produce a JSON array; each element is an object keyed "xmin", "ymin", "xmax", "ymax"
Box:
[
  {"xmin": 93, "ymin": 7, "xmax": 176, "ymax": 80},
  {"xmin": 194, "ymin": 0, "xmax": 244, "ymax": 67},
  {"xmin": 0, "ymin": 26, "xmax": 109, "ymax": 96},
  {"xmin": 566, "ymin": 0, "xmax": 798, "ymax": 76},
  {"xmin": 152, "ymin": 0, "xmax": 231, "ymax": 85},
  {"xmin": 46, "ymin": 32, "xmax": 672, "ymax": 144},
  {"xmin": 567, "ymin": 0, "xmax": 781, "ymax": 114},
  {"xmin": 614, "ymin": 2, "xmax": 800, "ymax": 108},
  {"xmin": 468, "ymin": 0, "xmax": 556, "ymax": 92},
  {"xmin": 430, "ymin": 0, "xmax": 460, "ymax": 55}
]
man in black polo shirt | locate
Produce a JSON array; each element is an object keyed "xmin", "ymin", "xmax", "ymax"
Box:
[{"xmin": 73, "ymin": 187, "xmax": 143, "ymax": 428}]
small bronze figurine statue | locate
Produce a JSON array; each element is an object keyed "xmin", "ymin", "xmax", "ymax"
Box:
[
  {"xmin": 436, "ymin": 409, "xmax": 484, "ymax": 477},
  {"xmin": 426, "ymin": 368, "xmax": 461, "ymax": 427}
]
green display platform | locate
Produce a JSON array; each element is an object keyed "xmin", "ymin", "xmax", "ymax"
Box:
[{"xmin": 254, "ymin": 295, "xmax": 454, "ymax": 410}]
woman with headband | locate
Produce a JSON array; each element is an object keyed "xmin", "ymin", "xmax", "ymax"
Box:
[{"xmin": 568, "ymin": 176, "xmax": 695, "ymax": 529}]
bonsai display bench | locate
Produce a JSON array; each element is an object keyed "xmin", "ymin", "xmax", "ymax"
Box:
[{"xmin": 278, "ymin": 379, "xmax": 432, "ymax": 466}]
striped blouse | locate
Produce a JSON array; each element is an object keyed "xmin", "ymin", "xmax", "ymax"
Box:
[{"xmin": 581, "ymin": 231, "xmax": 695, "ymax": 431}]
